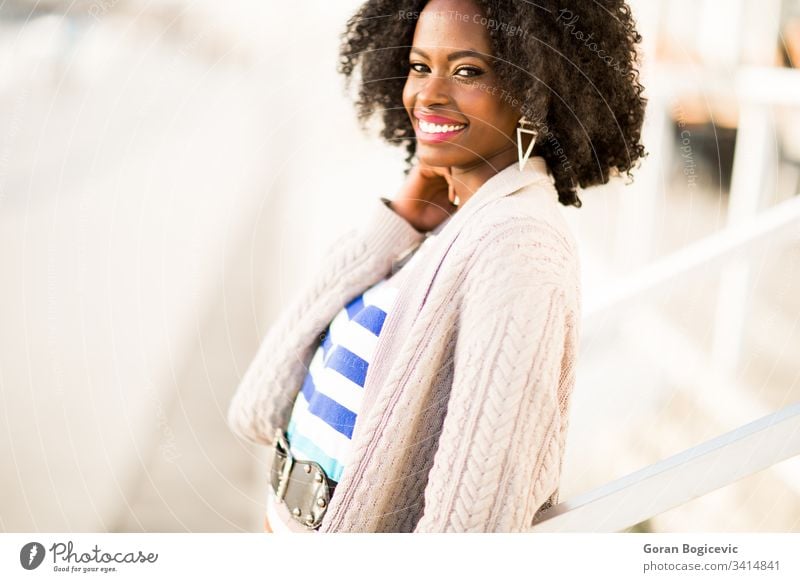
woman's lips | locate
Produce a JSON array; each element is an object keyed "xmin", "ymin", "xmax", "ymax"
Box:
[
  {"xmin": 415, "ymin": 112, "xmax": 466, "ymax": 125},
  {"xmin": 414, "ymin": 117, "xmax": 468, "ymax": 143}
]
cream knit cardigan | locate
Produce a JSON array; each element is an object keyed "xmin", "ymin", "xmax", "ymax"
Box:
[{"xmin": 228, "ymin": 156, "xmax": 581, "ymax": 533}]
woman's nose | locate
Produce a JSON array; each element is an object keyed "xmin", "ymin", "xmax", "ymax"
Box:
[{"xmin": 417, "ymin": 72, "xmax": 451, "ymax": 106}]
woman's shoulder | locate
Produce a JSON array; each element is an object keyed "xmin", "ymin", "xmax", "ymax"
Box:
[
  {"xmin": 459, "ymin": 181, "xmax": 580, "ymax": 274},
  {"xmin": 443, "ymin": 181, "xmax": 581, "ymax": 310}
]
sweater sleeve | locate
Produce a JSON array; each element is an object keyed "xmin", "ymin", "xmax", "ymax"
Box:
[
  {"xmin": 227, "ymin": 196, "xmax": 426, "ymax": 447},
  {"xmin": 413, "ymin": 220, "xmax": 575, "ymax": 532}
]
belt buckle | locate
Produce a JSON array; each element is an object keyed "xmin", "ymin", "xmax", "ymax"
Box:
[
  {"xmin": 270, "ymin": 427, "xmax": 335, "ymax": 530},
  {"xmin": 273, "ymin": 428, "xmax": 293, "ymax": 502}
]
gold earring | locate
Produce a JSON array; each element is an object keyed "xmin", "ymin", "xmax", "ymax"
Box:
[{"xmin": 516, "ymin": 116, "xmax": 538, "ymax": 171}]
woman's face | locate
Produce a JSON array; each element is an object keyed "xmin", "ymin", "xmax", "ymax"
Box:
[{"xmin": 402, "ymin": 0, "xmax": 521, "ymax": 170}]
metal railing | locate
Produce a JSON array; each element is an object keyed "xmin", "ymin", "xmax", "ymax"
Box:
[
  {"xmin": 526, "ymin": 193, "xmax": 800, "ymax": 532},
  {"xmin": 530, "ymin": 401, "xmax": 800, "ymax": 532},
  {"xmin": 584, "ymin": 193, "xmax": 800, "ymax": 326}
]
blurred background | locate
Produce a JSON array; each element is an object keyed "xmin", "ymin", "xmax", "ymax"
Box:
[{"xmin": 0, "ymin": 0, "xmax": 798, "ymax": 532}]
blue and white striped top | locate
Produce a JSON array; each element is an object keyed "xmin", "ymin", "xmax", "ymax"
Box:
[
  {"xmin": 285, "ymin": 213, "xmax": 450, "ymax": 483},
  {"xmin": 285, "ymin": 278, "xmax": 399, "ymax": 482}
]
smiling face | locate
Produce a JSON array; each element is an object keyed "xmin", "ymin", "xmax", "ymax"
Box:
[{"xmin": 402, "ymin": 0, "xmax": 522, "ymax": 171}]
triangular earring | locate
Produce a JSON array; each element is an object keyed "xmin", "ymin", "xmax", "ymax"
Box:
[{"xmin": 516, "ymin": 116, "xmax": 537, "ymax": 171}]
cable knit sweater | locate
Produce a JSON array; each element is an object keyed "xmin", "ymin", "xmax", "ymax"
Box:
[{"xmin": 227, "ymin": 156, "xmax": 581, "ymax": 533}]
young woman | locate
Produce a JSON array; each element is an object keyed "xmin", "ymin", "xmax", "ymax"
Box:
[{"xmin": 228, "ymin": 0, "xmax": 646, "ymax": 533}]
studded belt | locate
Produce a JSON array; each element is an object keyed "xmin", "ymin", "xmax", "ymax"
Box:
[{"xmin": 269, "ymin": 428, "xmax": 337, "ymax": 530}]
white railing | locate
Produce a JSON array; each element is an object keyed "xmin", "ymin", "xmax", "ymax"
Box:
[
  {"xmin": 530, "ymin": 401, "xmax": 800, "ymax": 532},
  {"xmin": 528, "ymin": 193, "xmax": 800, "ymax": 532},
  {"xmin": 584, "ymin": 193, "xmax": 800, "ymax": 326}
]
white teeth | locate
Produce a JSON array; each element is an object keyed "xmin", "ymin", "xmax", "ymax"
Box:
[{"xmin": 418, "ymin": 120, "xmax": 466, "ymax": 134}]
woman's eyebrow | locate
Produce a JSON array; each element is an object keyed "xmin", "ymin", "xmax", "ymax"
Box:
[{"xmin": 409, "ymin": 47, "xmax": 491, "ymax": 63}]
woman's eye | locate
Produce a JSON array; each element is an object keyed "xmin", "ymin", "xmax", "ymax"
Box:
[
  {"xmin": 409, "ymin": 62, "xmax": 429, "ymax": 73},
  {"xmin": 455, "ymin": 66, "xmax": 483, "ymax": 78}
]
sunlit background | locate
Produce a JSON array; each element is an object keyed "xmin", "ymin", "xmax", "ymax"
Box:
[{"xmin": 1, "ymin": 0, "xmax": 798, "ymax": 532}]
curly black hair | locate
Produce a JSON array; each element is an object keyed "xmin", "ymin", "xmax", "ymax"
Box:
[{"xmin": 338, "ymin": 0, "xmax": 647, "ymax": 208}]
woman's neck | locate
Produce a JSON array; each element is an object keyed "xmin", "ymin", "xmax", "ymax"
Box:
[{"xmin": 449, "ymin": 143, "xmax": 519, "ymax": 208}]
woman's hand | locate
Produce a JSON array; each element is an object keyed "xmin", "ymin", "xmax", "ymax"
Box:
[{"xmin": 390, "ymin": 163, "xmax": 457, "ymax": 233}]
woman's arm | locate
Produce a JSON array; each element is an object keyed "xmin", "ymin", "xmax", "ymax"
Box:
[
  {"xmin": 413, "ymin": 219, "xmax": 580, "ymax": 532},
  {"xmin": 227, "ymin": 196, "xmax": 426, "ymax": 447}
]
